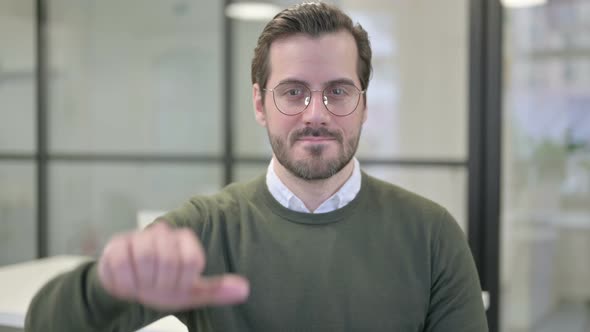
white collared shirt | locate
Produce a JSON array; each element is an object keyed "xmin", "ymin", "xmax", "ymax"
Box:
[{"xmin": 266, "ymin": 158, "xmax": 361, "ymax": 213}]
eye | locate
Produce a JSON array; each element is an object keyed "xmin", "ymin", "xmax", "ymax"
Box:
[
  {"xmin": 287, "ymin": 88, "xmax": 303, "ymax": 96},
  {"xmin": 331, "ymin": 88, "xmax": 345, "ymax": 96},
  {"xmin": 276, "ymin": 83, "xmax": 307, "ymax": 98},
  {"xmin": 326, "ymin": 85, "xmax": 351, "ymax": 97}
]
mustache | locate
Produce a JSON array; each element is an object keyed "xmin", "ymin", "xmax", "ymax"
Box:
[{"xmin": 290, "ymin": 127, "xmax": 342, "ymax": 144}]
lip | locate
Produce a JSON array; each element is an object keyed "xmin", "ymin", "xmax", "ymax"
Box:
[{"xmin": 296, "ymin": 137, "xmax": 336, "ymax": 142}]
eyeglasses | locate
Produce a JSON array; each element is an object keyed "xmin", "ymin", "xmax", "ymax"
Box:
[{"xmin": 263, "ymin": 82, "xmax": 365, "ymax": 117}]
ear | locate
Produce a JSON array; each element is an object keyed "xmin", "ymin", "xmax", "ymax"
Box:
[
  {"xmin": 361, "ymin": 101, "xmax": 368, "ymax": 124},
  {"xmin": 253, "ymin": 83, "xmax": 267, "ymax": 127}
]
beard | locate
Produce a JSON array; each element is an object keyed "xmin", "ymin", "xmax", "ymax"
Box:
[{"xmin": 268, "ymin": 126, "xmax": 361, "ymax": 181}]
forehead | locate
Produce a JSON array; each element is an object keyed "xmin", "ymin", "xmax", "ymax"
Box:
[{"xmin": 267, "ymin": 30, "xmax": 359, "ymax": 87}]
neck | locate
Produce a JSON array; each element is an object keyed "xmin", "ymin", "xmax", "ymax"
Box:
[{"xmin": 272, "ymin": 157, "xmax": 356, "ymax": 212}]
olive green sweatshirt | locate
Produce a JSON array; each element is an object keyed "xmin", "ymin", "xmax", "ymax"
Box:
[{"xmin": 25, "ymin": 172, "xmax": 488, "ymax": 331}]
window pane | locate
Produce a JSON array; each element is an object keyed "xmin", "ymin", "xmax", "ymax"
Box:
[
  {"xmin": 47, "ymin": 1, "xmax": 224, "ymax": 154},
  {"xmin": 0, "ymin": 0, "xmax": 35, "ymax": 153},
  {"xmin": 232, "ymin": 19, "xmax": 272, "ymax": 158},
  {"xmin": 0, "ymin": 162, "xmax": 36, "ymax": 266},
  {"xmin": 48, "ymin": 162, "xmax": 222, "ymax": 256},
  {"xmin": 348, "ymin": 0, "xmax": 468, "ymax": 159},
  {"xmin": 500, "ymin": 1, "xmax": 590, "ymax": 331},
  {"xmin": 364, "ymin": 166, "xmax": 468, "ymax": 232},
  {"xmin": 232, "ymin": 0, "xmax": 468, "ymax": 160}
]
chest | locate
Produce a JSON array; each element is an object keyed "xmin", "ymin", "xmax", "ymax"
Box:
[{"xmin": 199, "ymin": 217, "xmax": 431, "ymax": 331}]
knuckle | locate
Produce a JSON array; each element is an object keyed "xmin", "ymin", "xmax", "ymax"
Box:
[
  {"xmin": 159, "ymin": 255, "xmax": 179, "ymax": 272},
  {"xmin": 178, "ymin": 228, "xmax": 197, "ymax": 241},
  {"xmin": 180, "ymin": 231, "xmax": 204, "ymax": 253},
  {"xmin": 150, "ymin": 221, "xmax": 171, "ymax": 234},
  {"xmin": 181, "ymin": 255, "xmax": 202, "ymax": 273},
  {"xmin": 109, "ymin": 253, "xmax": 131, "ymax": 271},
  {"xmin": 182, "ymin": 249, "xmax": 200, "ymax": 264},
  {"xmin": 132, "ymin": 237, "xmax": 155, "ymax": 262},
  {"xmin": 136, "ymin": 250, "xmax": 156, "ymax": 268}
]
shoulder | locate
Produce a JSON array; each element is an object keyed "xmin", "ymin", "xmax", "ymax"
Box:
[
  {"xmin": 361, "ymin": 172, "xmax": 462, "ymax": 238},
  {"xmin": 362, "ymin": 172, "xmax": 448, "ymax": 218},
  {"xmin": 206, "ymin": 174, "xmax": 265, "ymax": 210}
]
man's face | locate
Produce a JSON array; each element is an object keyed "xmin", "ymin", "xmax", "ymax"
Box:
[{"xmin": 253, "ymin": 30, "xmax": 367, "ymax": 180}]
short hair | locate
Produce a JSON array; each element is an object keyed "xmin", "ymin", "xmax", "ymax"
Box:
[{"xmin": 251, "ymin": 2, "xmax": 372, "ymax": 98}]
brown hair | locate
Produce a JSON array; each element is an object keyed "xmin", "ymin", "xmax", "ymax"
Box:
[{"xmin": 251, "ymin": 2, "xmax": 372, "ymax": 99}]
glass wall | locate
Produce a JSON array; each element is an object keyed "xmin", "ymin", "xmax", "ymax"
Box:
[
  {"xmin": 0, "ymin": 0, "xmax": 36, "ymax": 153},
  {"xmin": 42, "ymin": 0, "xmax": 225, "ymax": 257},
  {"xmin": 0, "ymin": 0, "xmax": 36, "ymax": 266},
  {"xmin": 1, "ymin": 0, "xmax": 471, "ymax": 266},
  {"xmin": 47, "ymin": 0, "xmax": 224, "ymax": 154},
  {"xmin": 500, "ymin": 1, "xmax": 590, "ymax": 330},
  {"xmin": 48, "ymin": 163, "xmax": 221, "ymax": 255},
  {"xmin": 0, "ymin": 162, "xmax": 36, "ymax": 265}
]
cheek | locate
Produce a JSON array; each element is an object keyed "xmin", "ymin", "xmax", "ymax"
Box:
[
  {"xmin": 339, "ymin": 118, "xmax": 363, "ymax": 135},
  {"xmin": 267, "ymin": 115, "xmax": 297, "ymax": 136}
]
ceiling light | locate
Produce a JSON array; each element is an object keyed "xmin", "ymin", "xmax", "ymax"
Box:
[
  {"xmin": 225, "ymin": 2, "xmax": 281, "ymax": 22},
  {"xmin": 501, "ymin": 0, "xmax": 547, "ymax": 8}
]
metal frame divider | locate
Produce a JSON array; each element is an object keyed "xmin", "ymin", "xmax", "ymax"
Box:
[
  {"xmin": 468, "ymin": 0, "xmax": 503, "ymax": 330},
  {"xmin": 35, "ymin": 0, "xmax": 49, "ymax": 258}
]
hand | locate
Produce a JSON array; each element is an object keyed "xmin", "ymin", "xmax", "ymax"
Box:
[{"xmin": 97, "ymin": 222, "xmax": 249, "ymax": 311}]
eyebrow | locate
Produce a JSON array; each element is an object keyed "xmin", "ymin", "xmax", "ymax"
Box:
[{"xmin": 277, "ymin": 78, "xmax": 358, "ymax": 87}]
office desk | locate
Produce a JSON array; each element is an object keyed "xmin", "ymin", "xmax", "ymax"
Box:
[{"xmin": 0, "ymin": 255, "xmax": 187, "ymax": 332}]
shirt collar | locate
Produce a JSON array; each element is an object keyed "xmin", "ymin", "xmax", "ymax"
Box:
[{"xmin": 266, "ymin": 158, "xmax": 361, "ymax": 214}]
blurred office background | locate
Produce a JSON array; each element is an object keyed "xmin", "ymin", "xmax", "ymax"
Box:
[{"xmin": 0, "ymin": 0, "xmax": 588, "ymax": 331}]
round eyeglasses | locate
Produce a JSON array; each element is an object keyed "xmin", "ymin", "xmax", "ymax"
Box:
[{"xmin": 263, "ymin": 82, "xmax": 365, "ymax": 117}]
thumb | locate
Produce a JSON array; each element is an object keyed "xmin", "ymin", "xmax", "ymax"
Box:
[{"xmin": 190, "ymin": 274, "xmax": 250, "ymax": 307}]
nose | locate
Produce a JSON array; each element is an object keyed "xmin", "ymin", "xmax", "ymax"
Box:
[{"xmin": 301, "ymin": 91, "xmax": 330, "ymax": 125}]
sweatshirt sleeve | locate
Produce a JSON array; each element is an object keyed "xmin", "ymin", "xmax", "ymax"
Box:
[
  {"xmin": 24, "ymin": 200, "xmax": 209, "ymax": 332},
  {"xmin": 24, "ymin": 261, "xmax": 177, "ymax": 332},
  {"xmin": 423, "ymin": 209, "xmax": 489, "ymax": 332}
]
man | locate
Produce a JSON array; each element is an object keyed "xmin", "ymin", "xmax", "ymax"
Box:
[{"xmin": 25, "ymin": 2, "xmax": 488, "ymax": 331}]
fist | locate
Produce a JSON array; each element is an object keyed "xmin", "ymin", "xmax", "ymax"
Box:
[{"xmin": 97, "ymin": 222, "xmax": 249, "ymax": 311}]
